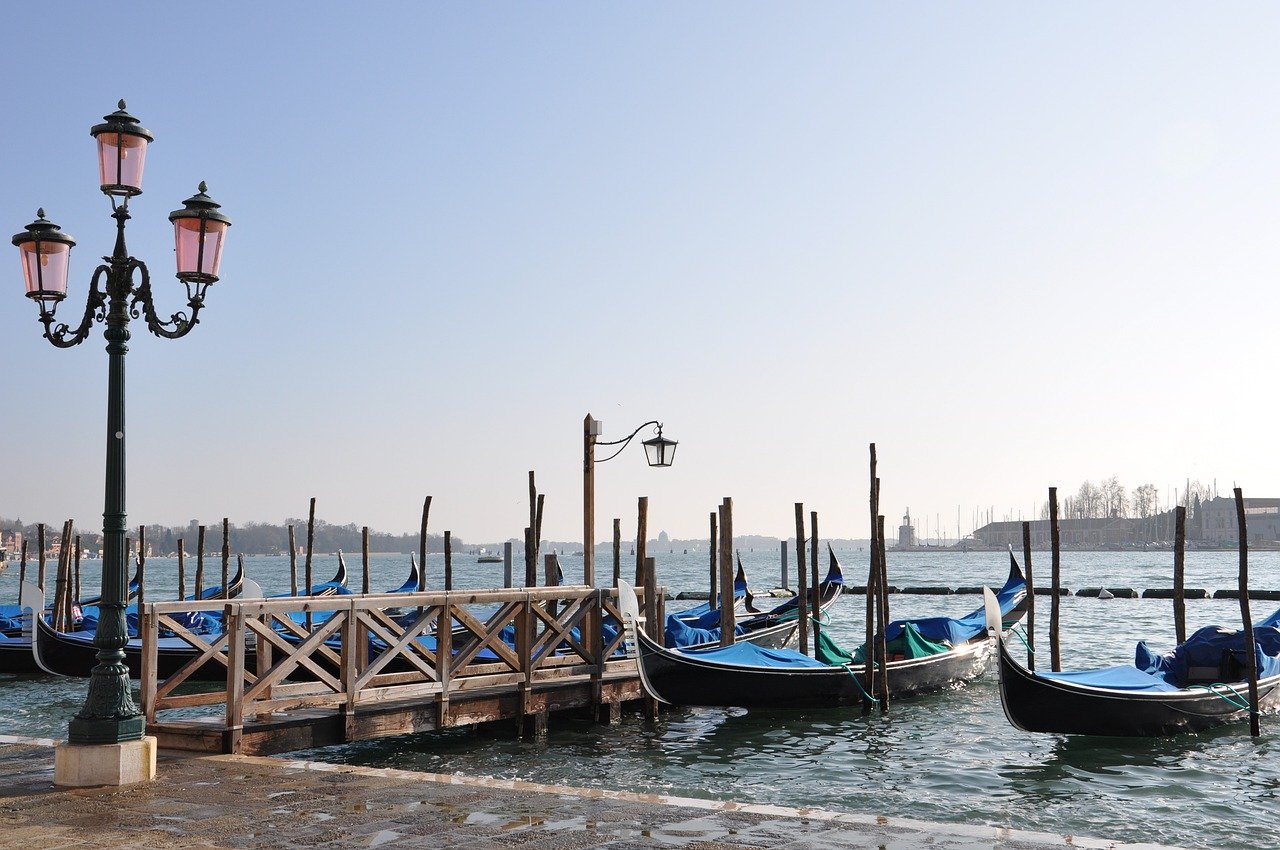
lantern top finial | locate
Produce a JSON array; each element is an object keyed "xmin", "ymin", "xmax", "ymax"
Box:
[
  {"xmin": 12, "ymin": 210, "xmax": 75, "ymax": 249},
  {"xmin": 91, "ymin": 100, "xmax": 153, "ymax": 144}
]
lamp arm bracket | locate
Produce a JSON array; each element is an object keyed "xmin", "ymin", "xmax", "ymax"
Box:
[
  {"xmin": 595, "ymin": 420, "xmax": 662, "ymax": 464},
  {"xmin": 40, "ymin": 265, "xmax": 109, "ymax": 348},
  {"xmin": 129, "ymin": 259, "xmax": 203, "ymax": 340}
]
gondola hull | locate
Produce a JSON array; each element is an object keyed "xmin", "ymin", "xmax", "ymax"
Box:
[
  {"xmin": 33, "ymin": 615, "xmax": 254, "ymax": 681},
  {"xmin": 635, "ymin": 625, "xmax": 996, "ymax": 709},
  {"xmin": 995, "ymin": 634, "xmax": 1280, "ymax": 736}
]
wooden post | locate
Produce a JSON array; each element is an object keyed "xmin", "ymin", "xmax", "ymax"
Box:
[
  {"xmin": 708, "ymin": 511, "xmax": 719, "ymax": 607},
  {"xmin": 73, "ymin": 534, "xmax": 82, "ymax": 606},
  {"xmin": 612, "ymin": 518, "xmax": 621, "ymax": 587},
  {"xmin": 863, "ymin": 530, "xmax": 878, "ymax": 714},
  {"xmin": 545, "ymin": 554, "xmax": 560, "ymax": 618},
  {"xmin": 37, "ymin": 523, "xmax": 45, "ymax": 589},
  {"xmin": 876, "ymin": 514, "xmax": 890, "ymax": 714},
  {"xmin": 305, "ymin": 499, "xmax": 316, "ymax": 630},
  {"xmin": 418, "ymin": 496, "xmax": 432, "ymax": 592},
  {"xmin": 287, "ymin": 524, "xmax": 298, "ymax": 596},
  {"xmin": 1022, "ymin": 521, "xmax": 1035, "ymax": 670},
  {"xmin": 644, "ymin": 555, "xmax": 660, "ymax": 719},
  {"xmin": 524, "ymin": 527, "xmax": 537, "ymax": 587},
  {"xmin": 794, "ymin": 503, "xmax": 808, "ymax": 656},
  {"xmin": 503, "ymin": 540, "xmax": 513, "ymax": 588},
  {"xmin": 195, "ymin": 525, "xmax": 206, "ymax": 600},
  {"xmin": 718, "ymin": 499, "xmax": 735, "ymax": 646},
  {"xmin": 1234, "ymin": 488, "xmax": 1261, "ymax": 738},
  {"xmin": 136, "ymin": 524, "xmax": 146, "ymax": 627},
  {"xmin": 176, "ymin": 539, "xmax": 186, "ymax": 600},
  {"xmin": 1049, "ymin": 486, "xmax": 1062, "ymax": 673},
  {"xmin": 361, "ymin": 526, "xmax": 371, "ymax": 594},
  {"xmin": 535, "ymin": 493, "xmax": 545, "ymax": 560},
  {"xmin": 810, "ymin": 511, "xmax": 820, "ymax": 653},
  {"xmin": 780, "ymin": 540, "xmax": 788, "ymax": 591},
  {"xmin": 221, "ymin": 518, "xmax": 230, "ymax": 594},
  {"xmin": 52, "ymin": 521, "xmax": 70, "ymax": 631},
  {"xmin": 584, "ymin": 414, "xmax": 597, "ymax": 587},
  {"xmin": 18, "ymin": 539, "xmax": 28, "ymax": 590},
  {"xmin": 1173, "ymin": 505, "xmax": 1187, "ymax": 645},
  {"xmin": 635, "ymin": 496, "xmax": 649, "ymax": 585},
  {"xmin": 444, "ymin": 530, "xmax": 453, "ymax": 591}
]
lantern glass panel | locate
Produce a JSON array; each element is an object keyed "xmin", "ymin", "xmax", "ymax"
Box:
[
  {"xmin": 96, "ymin": 131, "xmax": 149, "ymax": 195},
  {"xmin": 643, "ymin": 437, "xmax": 676, "ymax": 467},
  {"xmin": 174, "ymin": 218, "xmax": 228, "ymax": 280},
  {"xmin": 19, "ymin": 240, "xmax": 70, "ymax": 300}
]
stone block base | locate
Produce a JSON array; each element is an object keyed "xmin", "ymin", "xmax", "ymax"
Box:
[{"xmin": 53, "ymin": 736, "xmax": 157, "ymax": 787}]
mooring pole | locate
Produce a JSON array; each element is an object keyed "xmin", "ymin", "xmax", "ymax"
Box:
[
  {"xmin": 1234, "ymin": 488, "xmax": 1261, "ymax": 738},
  {"xmin": 1022, "ymin": 521, "xmax": 1035, "ymax": 670},
  {"xmin": 1173, "ymin": 505, "xmax": 1187, "ymax": 645},
  {"xmin": 1049, "ymin": 486, "xmax": 1061, "ymax": 673}
]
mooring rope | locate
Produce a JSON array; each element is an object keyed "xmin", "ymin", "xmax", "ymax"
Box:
[{"xmin": 1191, "ymin": 682, "xmax": 1252, "ymax": 711}]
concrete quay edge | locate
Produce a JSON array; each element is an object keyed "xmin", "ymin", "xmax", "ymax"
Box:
[{"xmin": 0, "ymin": 735, "xmax": 1185, "ymax": 850}]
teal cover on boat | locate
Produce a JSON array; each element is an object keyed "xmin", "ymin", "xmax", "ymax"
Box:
[{"xmin": 816, "ymin": 622, "xmax": 949, "ymax": 666}]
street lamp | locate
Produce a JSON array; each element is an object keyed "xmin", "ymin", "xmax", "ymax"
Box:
[
  {"xmin": 582, "ymin": 415, "xmax": 676, "ymax": 585},
  {"xmin": 12, "ymin": 101, "xmax": 230, "ymax": 783}
]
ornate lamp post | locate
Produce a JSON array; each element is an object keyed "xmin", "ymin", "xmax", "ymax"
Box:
[
  {"xmin": 582, "ymin": 415, "xmax": 676, "ymax": 585},
  {"xmin": 12, "ymin": 102, "xmax": 229, "ymax": 780}
]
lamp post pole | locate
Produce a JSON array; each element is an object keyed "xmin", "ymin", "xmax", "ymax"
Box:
[
  {"xmin": 13, "ymin": 102, "xmax": 230, "ymax": 755},
  {"xmin": 581, "ymin": 416, "xmax": 677, "ymax": 587}
]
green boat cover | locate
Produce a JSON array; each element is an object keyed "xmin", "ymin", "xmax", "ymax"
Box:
[{"xmin": 815, "ymin": 621, "xmax": 950, "ymax": 666}]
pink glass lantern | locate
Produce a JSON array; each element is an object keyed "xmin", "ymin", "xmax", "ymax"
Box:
[
  {"xmin": 169, "ymin": 183, "xmax": 231, "ymax": 284},
  {"xmin": 90, "ymin": 100, "xmax": 153, "ymax": 197},
  {"xmin": 12, "ymin": 210, "xmax": 76, "ymax": 303}
]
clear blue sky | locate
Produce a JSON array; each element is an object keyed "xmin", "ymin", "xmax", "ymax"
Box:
[{"xmin": 4, "ymin": 3, "xmax": 1279, "ymax": 544}]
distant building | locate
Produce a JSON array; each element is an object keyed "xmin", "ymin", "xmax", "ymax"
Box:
[
  {"xmin": 897, "ymin": 510, "xmax": 916, "ymax": 548},
  {"xmin": 1199, "ymin": 496, "xmax": 1280, "ymax": 545}
]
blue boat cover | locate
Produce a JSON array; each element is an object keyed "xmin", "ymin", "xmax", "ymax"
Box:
[
  {"xmin": 675, "ymin": 638, "xmax": 830, "ymax": 669},
  {"xmin": 1135, "ymin": 612, "xmax": 1280, "ymax": 687},
  {"xmin": 884, "ymin": 561, "xmax": 1025, "ymax": 646},
  {"xmin": 1040, "ymin": 664, "xmax": 1181, "ymax": 692},
  {"xmin": 664, "ymin": 613, "xmax": 745, "ymax": 648}
]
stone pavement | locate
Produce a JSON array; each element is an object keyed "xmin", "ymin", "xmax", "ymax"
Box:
[{"xmin": 0, "ymin": 737, "xmax": 1180, "ymax": 850}]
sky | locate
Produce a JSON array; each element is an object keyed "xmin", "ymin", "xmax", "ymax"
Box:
[{"xmin": 4, "ymin": 3, "xmax": 1280, "ymax": 545}]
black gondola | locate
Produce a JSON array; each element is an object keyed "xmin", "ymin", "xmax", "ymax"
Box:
[
  {"xmin": 625, "ymin": 556, "xmax": 1027, "ymax": 709},
  {"xmin": 989, "ymin": 589, "xmax": 1280, "ymax": 736}
]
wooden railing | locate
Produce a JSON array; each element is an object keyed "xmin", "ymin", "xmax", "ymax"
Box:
[{"xmin": 140, "ymin": 585, "xmax": 647, "ymax": 753}]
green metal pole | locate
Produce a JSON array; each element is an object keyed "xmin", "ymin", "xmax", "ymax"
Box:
[{"xmin": 68, "ymin": 207, "xmax": 144, "ymax": 745}]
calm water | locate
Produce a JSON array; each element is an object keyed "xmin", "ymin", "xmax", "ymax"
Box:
[{"xmin": 3, "ymin": 548, "xmax": 1278, "ymax": 849}]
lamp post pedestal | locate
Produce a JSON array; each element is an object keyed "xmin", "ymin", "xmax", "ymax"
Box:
[{"xmin": 54, "ymin": 736, "xmax": 157, "ymax": 788}]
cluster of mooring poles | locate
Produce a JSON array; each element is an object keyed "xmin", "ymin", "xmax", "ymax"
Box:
[{"xmin": 1022, "ymin": 485, "xmax": 1263, "ymax": 738}]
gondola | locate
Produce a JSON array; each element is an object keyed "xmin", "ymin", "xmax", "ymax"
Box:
[
  {"xmin": 623, "ymin": 553, "xmax": 1027, "ymax": 710},
  {"xmin": 989, "ymin": 588, "xmax": 1280, "ymax": 736},
  {"xmin": 32, "ymin": 561, "xmax": 348, "ymax": 680},
  {"xmin": 664, "ymin": 546, "xmax": 845, "ymax": 651}
]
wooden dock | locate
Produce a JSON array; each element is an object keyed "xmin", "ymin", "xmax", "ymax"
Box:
[{"xmin": 141, "ymin": 585, "xmax": 655, "ymax": 756}]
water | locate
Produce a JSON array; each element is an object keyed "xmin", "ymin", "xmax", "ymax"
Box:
[{"xmin": 3, "ymin": 548, "xmax": 1278, "ymax": 849}]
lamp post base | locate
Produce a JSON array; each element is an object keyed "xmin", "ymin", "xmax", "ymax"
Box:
[{"xmin": 54, "ymin": 736, "xmax": 157, "ymax": 788}]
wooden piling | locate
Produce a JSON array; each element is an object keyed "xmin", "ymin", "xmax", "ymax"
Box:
[
  {"xmin": 287, "ymin": 525, "xmax": 297, "ymax": 597},
  {"xmin": 137, "ymin": 525, "xmax": 147, "ymax": 621},
  {"xmin": 177, "ymin": 539, "xmax": 186, "ymax": 600},
  {"xmin": 503, "ymin": 540, "xmax": 513, "ymax": 588},
  {"xmin": 1022, "ymin": 521, "xmax": 1035, "ymax": 670},
  {"xmin": 794, "ymin": 503, "xmax": 808, "ymax": 656},
  {"xmin": 865, "ymin": 444, "xmax": 879, "ymax": 712},
  {"xmin": 221, "ymin": 518, "xmax": 230, "ymax": 593},
  {"xmin": 780, "ymin": 540, "xmax": 788, "ymax": 590},
  {"xmin": 1049, "ymin": 486, "xmax": 1062, "ymax": 673},
  {"xmin": 708, "ymin": 511, "xmax": 718, "ymax": 608},
  {"xmin": 524, "ymin": 527, "xmax": 537, "ymax": 587},
  {"xmin": 444, "ymin": 530, "xmax": 453, "ymax": 591},
  {"xmin": 37, "ymin": 524, "xmax": 45, "ymax": 589},
  {"xmin": 73, "ymin": 535, "xmax": 81, "ymax": 605},
  {"xmin": 876, "ymin": 514, "xmax": 890, "ymax": 714},
  {"xmin": 418, "ymin": 496, "xmax": 432, "ymax": 592},
  {"xmin": 195, "ymin": 525, "xmax": 206, "ymax": 600},
  {"xmin": 18, "ymin": 539, "xmax": 27, "ymax": 590},
  {"xmin": 362, "ymin": 527, "xmax": 371, "ymax": 594},
  {"xmin": 644, "ymin": 555, "xmax": 661, "ymax": 719},
  {"xmin": 1174, "ymin": 505, "xmax": 1187, "ymax": 644},
  {"xmin": 305, "ymin": 499, "xmax": 317, "ymax": 629},
  {"xmin": 635, "ymin": 497, "xmax": 649, "ymax": 585},
  {"xmin": 612, "ymin": 518, "xmax": 621, "ymax": 587},
  {"xmin": 1234, "ymin": 488, "xmax": 1261, "ymax": 737},
  {"xmin": 718, "ymin": 499, "xmax": 735, "ymax": 646},
  {"xmin": 810, "ymin": 511, "xmax": 820, "ymax": 652},
  {"xmin": 52, "ymin": 520, "xmax": 71, "ymax": 631}
]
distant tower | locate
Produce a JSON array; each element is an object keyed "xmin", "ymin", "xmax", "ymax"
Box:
[{"xmin": 898, "ymin": 509, "xmax": 916, "ymax": 548}]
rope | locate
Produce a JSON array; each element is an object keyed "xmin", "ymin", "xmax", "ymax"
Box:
[
  {"xmin": 1191, "ymin": 682, "xmax": 1253, "ymax": 711},
  {"xmin": 1009, "ymin": 625, "xmax": 1035, "ymax": 655},
  {"xmin": 839, "ymin": 663, "xmax": 880, "ymax": 704}
]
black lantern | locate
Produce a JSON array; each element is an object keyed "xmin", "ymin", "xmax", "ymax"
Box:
[
  {"xmin": 641, "ymin": 428, "xmax": 677, "ymax": 467},
  {"xmin": 12, "ymin": 210, "xmax": 76, "ymax": 303},
  {"xmin": 90, "ymin": 100, "xmax": 153, "ymax": 197}
]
